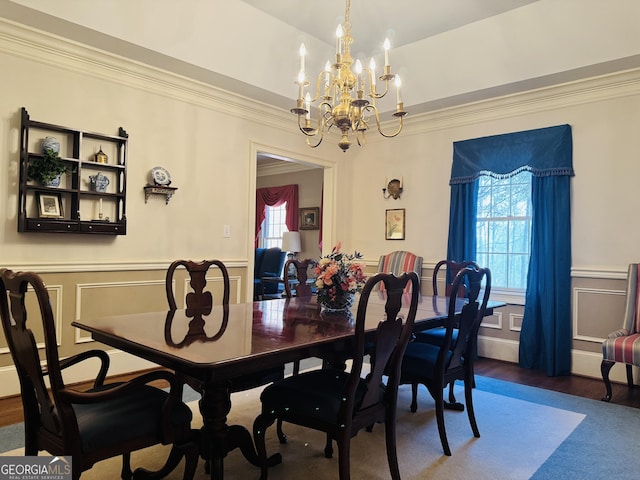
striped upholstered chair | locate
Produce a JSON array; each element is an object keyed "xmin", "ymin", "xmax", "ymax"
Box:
[
  {"xmin": 377, "ymin": 251, "xmax": 423, "ymax": 293},
  {"xmin": 601, "ymin": 263, "xmax": 640, "ymax": 402}
]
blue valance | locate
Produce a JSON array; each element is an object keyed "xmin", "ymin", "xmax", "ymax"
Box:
[{"xmin": 450, "ymin": 124, "xmax": 574, "ymax": 185}]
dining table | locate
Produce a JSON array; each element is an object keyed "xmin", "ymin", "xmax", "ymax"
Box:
[{"xmin": 72, "ymin": 293, "xmax": 503, "ymax": 480}]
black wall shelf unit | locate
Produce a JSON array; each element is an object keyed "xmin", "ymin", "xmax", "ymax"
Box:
[{"xmin": 18, "ymin": 107, "xmax": 128, "ymax": 235}]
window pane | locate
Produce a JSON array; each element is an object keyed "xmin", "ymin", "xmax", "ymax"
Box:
[
  {"xmin": 475, "ymin": 171, "xmax": 532, "ymax": 289},
  {"xmin": 261, "ymin": 203, "xmax": 288, "ymax": 249}
]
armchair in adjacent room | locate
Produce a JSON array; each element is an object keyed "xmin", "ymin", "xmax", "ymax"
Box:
[
  {"xmin": 253, "ymin": 247, "xmax": 287, "ymax": 300},
  {"xmin": 601, "ymin": 263, "xmax": 640, "ymax": 402}
]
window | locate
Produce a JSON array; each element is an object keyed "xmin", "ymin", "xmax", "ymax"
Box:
[
  {"xmin": 476, "ymin": 171, "xmax": 532, "ymax": 290},
  {"xmin": 260, "ymin": 203, "xmax": 288, "ymax": 248}
]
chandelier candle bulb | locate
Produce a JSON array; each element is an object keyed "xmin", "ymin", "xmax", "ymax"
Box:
[
  {"xmin": 336, "ymin": 25, "xmax": 343, "ymax": 55},
  {"xmin": 305, "ymin": 93, "xmax": 311, "ymax": 119},
  {"xmin": 384, "ymin": 38, "xmax": 390, "ymax": 67},
  {"xmin": 299, "ymin": 43, "xmax": 306, "ymax": 74},
  {"xmin": 396, "ymin": 75, "xmax": 402, "ymax": 104}
]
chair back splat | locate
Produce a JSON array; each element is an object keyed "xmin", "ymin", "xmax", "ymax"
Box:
[
  {"xmin": 0, "ymin": 268, "xmax": 198, "ymax": 480},
  {"xmin": 400, "ymin": 264, "xmax": 491, "ymax": 456},
  {"xmin": 253, "ymin": 272, "xmax": 420, "ymax": 480},
  {"xmin": 166, "ymin": 259, "xmax": 230, "ymax": 311},
  {"xmin": 283, "ymin": 258, "xmax": 317, "ymax": 298}
]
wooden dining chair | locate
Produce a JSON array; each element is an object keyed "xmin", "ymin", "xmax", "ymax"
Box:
[
  {"xmin": 399, "ymin": 264, "xmax": 491, "ymax": 456},
  {"xmin": 283, "ymin": 258, "xmax": 316, "ymax": 299},
  {"xmin": 0, "ymin": 268, "xmax": 198, "ymax": 480},
  {"xmin": 253, "ymin": 272, "xmax": 420, "ymax": 480},
  {"xmin": 165, "ymin": 259, "xmax": 285, "ymax": 393},
  {"xmin": 414, "ymin": 260, "xmax": 480, "ymax": 404}
]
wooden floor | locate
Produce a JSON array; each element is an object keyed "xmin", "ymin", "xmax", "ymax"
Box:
[{"xmin": 1, "ymin": 357, "xmax": 638, "ymax": 429}]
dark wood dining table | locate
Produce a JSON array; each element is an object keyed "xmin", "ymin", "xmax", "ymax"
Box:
[{"xmin": 72, "ymin": 293, "xmax": 502, "ymax": 480}]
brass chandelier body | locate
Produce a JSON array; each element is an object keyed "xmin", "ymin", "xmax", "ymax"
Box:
[{"xmin": 291, "ymin": 0, "xmax": 407, "ymax": 152}]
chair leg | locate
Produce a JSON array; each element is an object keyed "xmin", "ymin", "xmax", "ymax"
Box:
[
  {"xmin": 276, "ymin": 419, "xmax": 287, "ymax": 444},
  {"xmin": 336, "ymin": 436, "xmax": 351, "ymax": 480},
  {"xmin": 444, "ymin": 381, "xmax": 464, "ymax": 411},
  {"xmin": 626, "ymin": 364, "xmax": 635, "ymax": 389},
  {"xmin": 433, "ymin": 388, "xmax": 451, "ymax": 456},
  {"xmin": 601, "ymin": 359, "xmax": 615, "ymax": 402},
  {"xmin": 464, "ymin": 375, "xmax": 480, "ymax": 438},
  {"xmin": 324, "ymin": 434, "xmax": 334, "ymax": 458},
  {"xmin": 384, "ymin": 408, "xmax": 401, "ymax": 480},
  {"xmin": 410, "ymin": 383, "xmax": 419, "ymax": 413}
]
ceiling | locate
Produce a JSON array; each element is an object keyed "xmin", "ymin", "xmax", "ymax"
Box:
[
  {"xmin": 2, "ymin": 0, "xmax": 639, "ymax": 121},
  {"xmin": 241, "ymin": 0, "xmax": 539, "ymax": 50}
]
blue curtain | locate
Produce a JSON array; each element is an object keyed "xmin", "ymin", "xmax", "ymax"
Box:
[{"xmin": 447, "ymin": 124, "xmax": 573, "ymax": 376}]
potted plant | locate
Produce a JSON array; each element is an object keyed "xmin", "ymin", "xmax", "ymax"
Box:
[{"xmin": 27, "ymin": 148, "xmax": 71, "ymax": 186}]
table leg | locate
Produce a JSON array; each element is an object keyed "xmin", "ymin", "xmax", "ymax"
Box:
[{"xmin": 198, "ymin": 381, "xmax": 281, "ymax": 480}]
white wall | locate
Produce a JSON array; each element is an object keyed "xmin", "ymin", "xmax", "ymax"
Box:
[{"xmin": 0, "ymin": 19, "xmax": 338, "ymax": 272}]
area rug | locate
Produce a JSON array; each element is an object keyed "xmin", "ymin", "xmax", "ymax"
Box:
[{"xmin": 2, "ymin": 374, "xmax": 614, "ymax": 480}]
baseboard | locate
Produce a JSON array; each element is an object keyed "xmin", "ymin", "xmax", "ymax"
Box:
[{"xmin": 478, "ymin": 335, "xmax": 631, "ymax": 383}]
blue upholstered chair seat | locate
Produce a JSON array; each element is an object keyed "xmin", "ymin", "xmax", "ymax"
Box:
[
  {"xmin": 401, "ymin": 342, "xmax": 453, "ymax": 380},
  {"xmin": 74, "ymin": 384, "xmax": 193, "ymax": 454},
  {"xmin": 259, "ymin": 369, "xmax": 373, "ymax": 425},
  {"xmin": 413, "ymin": 328, "xmax": 458, "ymax": 345}
]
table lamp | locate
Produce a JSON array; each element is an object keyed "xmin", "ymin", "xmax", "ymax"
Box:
[{"xmin": 282, "ymin": 231, "xmax": 302, "ymax": 259}]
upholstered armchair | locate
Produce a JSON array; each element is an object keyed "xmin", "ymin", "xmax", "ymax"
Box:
[
  {"xmin": 377, "ymin": 251, "xmax": 423, "ymax": 293},
  {"xmin": 254, "ymin": 247, "xmax": 287, "ymax": 300},
  {"xmin": 601, "ymin": 263, "xmax": 640, "ymax": 402}
]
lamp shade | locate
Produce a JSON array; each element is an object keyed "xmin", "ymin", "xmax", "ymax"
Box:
[{"xmin": 282, "ymin": 231, "xmax": 302, "ymax": 253}]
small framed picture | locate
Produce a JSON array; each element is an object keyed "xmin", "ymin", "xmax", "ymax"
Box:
[
  {"xmin": 37, "ymin": 192, "xmax": 63, "ymax": 218},
  {"xmin": 385, "ymin": 208, "xmax": 405, "ymax": 240},
  {"xmin": 299, "ymin": 207, "xmax": 320, "ymax": 230}
]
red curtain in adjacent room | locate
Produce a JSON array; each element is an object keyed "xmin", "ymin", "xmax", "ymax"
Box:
[{"xmin": 255, "ymin": 184, "xmax": 299, "ymax": 247}]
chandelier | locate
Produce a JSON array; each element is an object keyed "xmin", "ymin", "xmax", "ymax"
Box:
[{"xmin": 291, "ymin": 0, "xmax": 407, "ymax": 152}]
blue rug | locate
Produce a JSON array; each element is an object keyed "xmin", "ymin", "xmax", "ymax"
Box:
[{"xmin": 474, "ymin": 376, "xmax": 640, "ymax": 480}]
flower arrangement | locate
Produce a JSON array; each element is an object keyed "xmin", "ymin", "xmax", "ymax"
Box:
[{"xmin": 314, "ymin": 242, "xmax": 366, "ymax": 309}]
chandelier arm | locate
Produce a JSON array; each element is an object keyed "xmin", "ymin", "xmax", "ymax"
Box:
[
  {"xmin": 306, "ymin": 134, "xmax": 325, "ymax": 148},
  {"xmin": 364, "ymin": 105, "xmax": 405, "ymax": 138}
]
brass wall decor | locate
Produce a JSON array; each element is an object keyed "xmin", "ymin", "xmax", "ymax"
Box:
[{"xmin": 382, "ymin": 177, "xmax": 403, "ymax": 199}]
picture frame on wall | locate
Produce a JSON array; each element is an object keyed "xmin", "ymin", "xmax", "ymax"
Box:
[
  {"xmin": 299, "ymin": 207, "xmax": 320, "ymax": 230},
  {"xmin": 385, "ymin": 208, "xmax": 405, "ymax": 240},
  {"xmin": 37, "ymin": 192, "xmax": 63, "ymax": 218}
]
